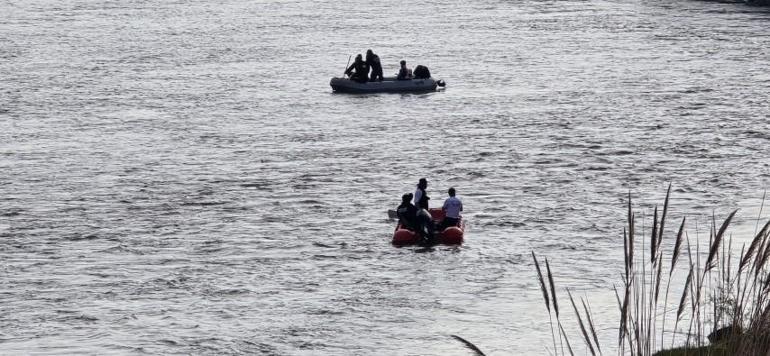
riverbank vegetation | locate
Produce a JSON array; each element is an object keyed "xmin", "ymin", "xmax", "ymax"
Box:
[{"xmin": 453, "ymin": 187, "xmax": 770, "ymax": 355}]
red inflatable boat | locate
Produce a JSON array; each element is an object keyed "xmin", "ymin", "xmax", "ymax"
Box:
[{"xmin": 392, "ymin": 208, "xmax": 465, "ymax": 246}]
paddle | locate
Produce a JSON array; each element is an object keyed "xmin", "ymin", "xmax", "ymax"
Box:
[{"xmin": 343, "ymin": 55, "xmax": 351, "ymax": 77}]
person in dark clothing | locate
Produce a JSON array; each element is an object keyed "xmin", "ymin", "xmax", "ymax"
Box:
[
  {"xmin": 365, "ymin": 49, "xmax": 383, "ymax": 82},
  {"xmin": 413, "ymin": 65, "xmax": 431, "ymax": 79},
  {"xmin": 396, "ymin": 193, "xmax": 419, "ymax": 230},
  {"xmin": 345, "ymin": 54, "xmax": 369, "ymax": 83},
  {"xmin": 397, "ymin": 193, "xmax": 434, "ymax": 244},
  {"xmin": 413, "ymin": 178, "xmax": 429, "ymax": 210},
  {"xmin": 397, "ymin": 60, "xmax": 412, "ymax": 80}
]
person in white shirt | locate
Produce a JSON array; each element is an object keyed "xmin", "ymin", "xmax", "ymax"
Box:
[
  {"xmin": 413, "ymin": 178, "xmax": 429, "ymax": 210},
  {"xmin": 439, "ymin": 187, "xmax": 463, "ymax": 230}
]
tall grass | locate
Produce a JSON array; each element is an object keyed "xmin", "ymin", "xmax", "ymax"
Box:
[
  {"xmin": 452, "ymin": 188, "xmax": 770, "ymax": 355},
  {"xmin": 529, "ymin": 187, "xmax": 770, "ymax": 355}
]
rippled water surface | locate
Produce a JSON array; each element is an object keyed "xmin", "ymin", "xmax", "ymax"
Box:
[{"xmin": 2, "ymin": 0, "xmax": 770, "ymax": 354}]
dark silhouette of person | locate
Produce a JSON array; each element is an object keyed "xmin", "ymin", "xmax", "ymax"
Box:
[
  {"xmin": 396, "ymin": 193, "xmax": 419, "ymax": 230},
  {"xmin": 413, "ymin": 65, "xmax": 431, "ymax": 79},
  {"xmin": 398, "ymin": 192, "xmax": 435, "ymax": 244},
  {"xmin": 414, "ymin": 178, "xmax": 430, "ymax": 210},
  {"xmin": 366, "ymin": 49, "xmax": 383, "ymax": 82},
  {"xmin": 397, "ymin": 60, "xmax": 412, "ymax": 80},
  {"xmin": 345, "ymin": 54, "xmax": 369, "ymax": 83}
]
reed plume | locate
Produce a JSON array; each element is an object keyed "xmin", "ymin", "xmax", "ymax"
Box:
[
  {"xmin": 546, "ymin": 258, "xmax": 559, "ymax": 318},
  {"xmin": 450, "ymin": 335, "xmax": 487, "ymax": 356},
  {"xmin": 582, "ymin": 298, "xmax": 602, "ymax": 355},
  {"xmin": 567, "ymin": 289, "xmax": 596, "ymax": 356},
  {"xmin": 533, "ymin": 251, "xmax": 557, "ymax": 354},
  {"xmin": 533, "ymin": 251, "xmax": 551, "ymax": 313}
]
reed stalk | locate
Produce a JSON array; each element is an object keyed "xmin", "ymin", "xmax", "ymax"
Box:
[
  {"xmin": 546, "ymin": 257, "xmax": 564, "ymax": 355},
  {"xmin": 533, "ymin": 251, "xmax": 558, "ymax": 354},
  {"xmin": 660, "ymin": 217, "xmax": 685, "ymax": 349}
]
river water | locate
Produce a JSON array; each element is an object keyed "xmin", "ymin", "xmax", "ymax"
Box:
[{"xmin": 2, "ymin": 0, "xmax": 770, "ymax": 355}]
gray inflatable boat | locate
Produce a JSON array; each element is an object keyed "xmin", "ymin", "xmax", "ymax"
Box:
[{"xmin": 330, "ymin": 77, "xmax": 446, "ymax": 94}]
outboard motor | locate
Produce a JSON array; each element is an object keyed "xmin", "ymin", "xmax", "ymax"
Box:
[{"xmin": 413, "ymin": 65, "xmax": 431, "ymax": 79}]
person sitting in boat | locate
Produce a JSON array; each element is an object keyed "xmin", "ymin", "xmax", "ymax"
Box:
[
  {"xmin": 438, "ymin": 187, "xmax": 463, "ymax": 230},
  {"xmin": 396, "ymin": 193, "xmax": 419, "ymax": 230},
  {"xmin": 345, "ymin": 54, "xmax": 369, "ymax": 83},
  {"xmin": 416, "ymin": 207, "xmax": 436, "ymax": 244},
  {"xmin": 397, "ymin": 193, "xmax": 435, "ymax": 243},
  {"xmin": 397, "ymin": 60, "xmax": 412, "ymax": 80},
  {"xmin": 413, "ymin": 64, "xmax": 431, "ymax": 79},
  {"xmin": 365, "ymin": 49, "xmax": 383, "ymax": 82},
  {"xmin": 413, "ymin": 178, "xmax": 429, "ymax": 209}
]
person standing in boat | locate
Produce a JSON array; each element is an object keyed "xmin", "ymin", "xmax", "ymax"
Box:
[
  {"xmin": 413, "ymin": 178, "xmax": 430, "ymax": 209},
  {"xmin": 438, "ymin": 187, "xmax": 463, "ymax": 230},
  {"xmin": 345, "ymin": 54, "xmax": 369, "ymax": 83},
  {"xmin": 365, "ymin": 49, "xmax": 383, "ymax": 82},
  {"xmin": 397, "ymin": 60, "xmax": 412, "ymax": 80}
]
